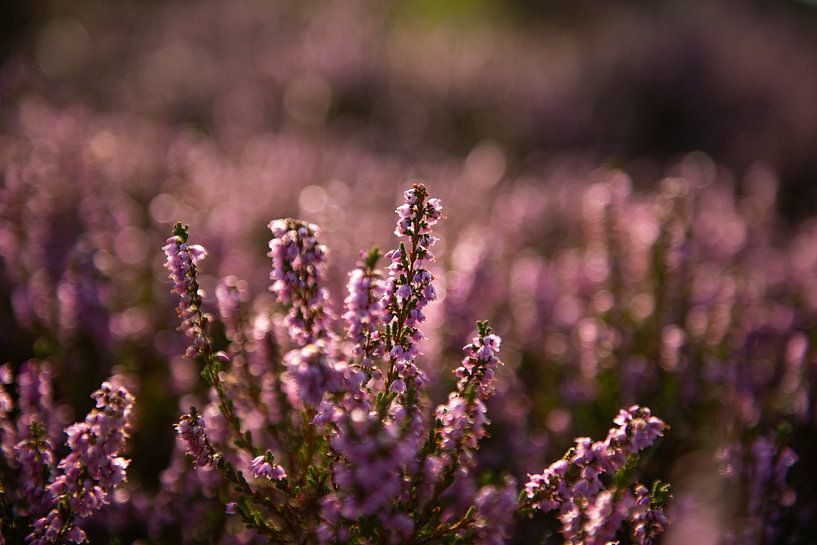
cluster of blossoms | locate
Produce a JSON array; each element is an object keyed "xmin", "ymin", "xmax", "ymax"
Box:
[
  {"xmin": 315, "ymin": 376, "xmax": 424, "ymax": 543},
  {"xmin": 523, "ymin": 406, "xmax": 669, "ymax": 543},
  {"xmin": 157, "ymin": 184, "xmax": 669, "ymax": 545},
  {"xmin": 268, "ymin": 219, "xmax": 332, "ymax": 346},
  {"xmin": 163, "ymin": 223, "xmax": 210, "ymax": 358},
  {"xmin": 175, "ymin": 409, "xmax": 215, "ymax": 468},
  {"xmin": 14, "ymin": 423, "xmax": 55, "ymax": 518},
  {"xmin": 28, "ymin": 382, "xmax": 134, "ymax": 544},
  {"xmin": 1, "ymin": 362, "xmax": 54, "ymax": 526},
  {"xmin": 630, "ymin": 483, "xmax": 671, "ymax": 545},
  {"xmin": 343, "ymin": 249, "xmax": 385, "ymax": 370},
  {"xmin": 381, "ymin": 185, "xmax": 442, "ymax": 393},
  {"xmin": 0, "ymin": 366, "xmax": 134, "ymax": 545},
  {"xmin": 282, "ymin": 344, "xmax": 346, "ymax": 408},
  {"xmin": 250, "ymin": 453, "xmax": 287, "ymax": 481},
  {"xmin": 435, "ymin": 323, "xmax": 503, "ymax": 464}
]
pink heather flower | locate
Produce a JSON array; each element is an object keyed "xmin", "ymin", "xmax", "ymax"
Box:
[
  {"xmin": 14, "ymin": 422, "xmax": 54, "ymax": 517},
  {"xmin": 163, "ymin": 225, "xmax": 210, "ymax": 359},
  {"xmin": 64, "ymin": 527, "xmax": 87, "ymax": 544},
  {"xmin": 380, "ymin": 184, "xmax": 441, "ymax": 394},
  {"xmin": 282, "ymin": 344, "xmax": 344, "ymax": 407},
  {"xmin": 251, "ymin": 455, "xmax": 287, "ymax": 480},
  {"xmin": 321, "ymin": 389, "xmax": 424, "ymax": 529},
  {"xmin": 427, "ymin": 322, "xmax": 503, "ymax": 502},
  {"xmin": 525, "ymin": 406, "xmax": 669, "ymax": 543},
  {"xmin": 436, "ymin": 394, "xmax": 488, "ymax": 452},
  {"xmin": 456, "ymin": 325, "xmax": 504, "ymax": 399},
  {"xmin": 396, "ymin": 284, "xmax": 412, "ymax": 300},
  {"xmin": 215, "ymin": 275, "xmax": 249, "ymax": 341},
  {"xmin": 175, "ymin": 411, "xmax": 213, "ymax": 467},
  {"xmin": 629, "ymin": 484, "xmax": 669, "ymax": 545},
  {"xmin": 28, "ymin": 380, "xmax": 134, "ymax": 544},
  {"xmin": 584, "ymin": 489, "xmax": 633, "ymax": 545},
  {"xmin": 472, "ymin": 478, "xmax": 519, "ymax": 545},
  {"xmin": 389, "ymin": 378, "xmax": 406, "ymax": 394},
  {"xmin": 343, "ymin": 251, "xmax": 384, "ymax": 366},
  {"xmin": 268, "ymin": 219, "xmax": 331, "ymax": 346},
  {"xmin": 609, "ymin": 405, "xmax": 667, "ymax": 455}
]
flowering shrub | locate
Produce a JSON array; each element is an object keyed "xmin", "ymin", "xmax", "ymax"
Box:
[{"xmin": 156, "ymin": 184, "xmax": 670, "ymax": 544}]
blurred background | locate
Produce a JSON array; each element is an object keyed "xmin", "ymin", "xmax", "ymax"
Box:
[
  {"xmin": 3, "ymin": 0, "xmax": 817, "ymax": 219},
  {"xmin": 1, "ymin": 0, "xmax": 817, "ymax": 543}
]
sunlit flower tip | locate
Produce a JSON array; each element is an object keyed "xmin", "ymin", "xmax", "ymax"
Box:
[
  {"xmin": 268, "ymin": 219, "xmax": 288, "ymax": 237},
  {"xmin": 215, "ymin": 351, "xmax": 230, "ymax": 364},
  {"xmin": 225, "ymin": 502, "xmax": 237, "ymax": 515}
]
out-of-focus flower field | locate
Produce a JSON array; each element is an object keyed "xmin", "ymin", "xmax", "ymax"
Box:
[{"xmin": 1, "ymin": 1, "xmax": 816, "ymax": 543}]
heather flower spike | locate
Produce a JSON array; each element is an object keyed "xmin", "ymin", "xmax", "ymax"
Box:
[
  {"xmin": 268, "ymin": 218, "xmax": 332, "ymax": 347},
  {"xmin": 380, "ymin": 183, "xmax": 441, "ymax": 403},
  {"xmin": 523, "ymin": 406, "xmax": 670, "ymax": 543},
  {"xmin": 163, "ymin": 222, "xmax": 210, "ymax": 360},
  {"xmin": 175, "ymin": 408, "xmax": 214, "ymax": 468},
  {"xmin": 344, "ymin": 246, "xmax": 384, "ymax": 372},
  {"xmin": 27, "ymin": 381, "xmax": 135, "ymax": 545},
  {"xmin": 165, "ymin": 223, "xmax": 259, "ymax": 464}
]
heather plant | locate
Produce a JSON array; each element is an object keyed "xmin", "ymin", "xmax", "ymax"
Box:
[
  {"xmin": 159, "ymin": 184, "xmax": 670, "ymax": 544},
  {"xmin": 1, "ymin": 109, "xmax": 813, "ymax": 541},
  {"xmin": 0, "ymin": 51, "xmax": 815, "ymax": 541},
  {"xmin": 0, "ymin": 362, "xmax": 135, "ymax": 544}
]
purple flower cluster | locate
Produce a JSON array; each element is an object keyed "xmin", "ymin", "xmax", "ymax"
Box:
[
  {"xmin": 471, "ymin": 478, "xmax": 519, "ymax": 545},
  {"xmin": 27, "ymin": 381, "xmax": 134, "ymax": 545},
  {"xmin": 524, "ymin": 405, "xmax": 668, "ymax": 543},
  {"xmin": 163, "ymin": 225, "xmax": 209, "ymax": 358},
  {"xmin": 250, "ymin": 454, "xmax": 286, "ymax": 481},
  {"xmin": 318, "ymin": 395, "xmax": 423, "ymax": 542},
  {"xmin": 343, "ymin": 250, "xmax": 385, "ymax": 369},
  {"xmin": 282, "ymin": 344, "xmax": 346, "ymax": 407},
  {"xmin": 583, "ymin": 489, "xmax": 631, "ymax": 545},
  {"xmin": 0, "ymin": 362, "xmax": 58, "ymax": 522},
  {"xmin": 2, "ymin": 2, "xmax": 816, "ymax": 539},
  {"xmin": 14, "ymin": 424, "xmax": 55, "ymax": 518},
  {"xmin": 268, "ymin": 219, "xmax": 331, "ymax": 347},
  {"xmin": 175, "ymin": 410, "xmax": 215, "ymax": 468},
  {"xmin": 436, "ymin": 324, "xmax": 503, "ymax": 464},
  {"xmin": 630, "ymin": 483, "xmax": 670, "ymax": 545},
  {"xmin": 381, "ymin": 184, "xmax": 442, "ymax": 393}
]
